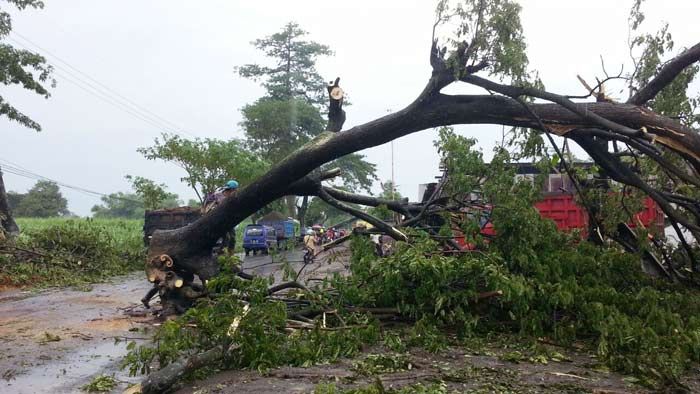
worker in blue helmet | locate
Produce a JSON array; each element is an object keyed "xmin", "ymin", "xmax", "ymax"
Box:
[
  {"xmin": 202, "ymin": 179, "xmax": 239, "ymax": 214},
  {"xmin": 200, "ymin": 179, "xmax": 240, "ymax": 254},
  {"xmin": 222, "ymin": 180, "xmax": 239, "ymax": 197}
]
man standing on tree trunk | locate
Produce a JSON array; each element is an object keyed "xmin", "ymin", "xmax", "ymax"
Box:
[{"xmin": 201, "ymin": 180, "xmax": 239, "ymax": 251}]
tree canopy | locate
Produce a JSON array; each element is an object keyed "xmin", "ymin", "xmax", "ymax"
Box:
[
  {"xmin": 91, "ymin": 192, "xmax": 144, "ymax": 219},
  {"xmin": 91, "ymin": 177, "xmax": 181, "ymax": 219},
  {"xmin": 237, "ymin": 22, "xmax": 378, "ymax": 199},
  {"xmin": 11, "ymin": 180, "xmax": 69, "ymax": 217},
  {"xmin": 237, "ymin": 22, "xmax": 332, "ymax": 105},
  {"xmin": 137, "ymin": 134, "xmax": 269, "ymax": 203},
  {"xmin": 126, "ymin": 175, "xmax": 180, "ymax": 211},
  {"xmin": 0, "ymin": 0, "xmax": 54, "ymax": 131}
]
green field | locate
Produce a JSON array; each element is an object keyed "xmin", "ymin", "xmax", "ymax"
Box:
[
  {"xmin": 16, "ymin": 217, "xmax": 144, "ymax": 249},
  {"xmin": 1, "ymin": 218, "xmax": 145, "ymax": 288}
]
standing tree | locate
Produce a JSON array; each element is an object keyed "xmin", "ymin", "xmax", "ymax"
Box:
[
  {"xmin": 0, "ymin": 0, "xmax": 54, "ymax": 235},
  {"xmin": 126, "ymin": 175, "xmax": 181, "ymax": 211},
  {"xmin": 92, "ymin": 178, "xmax": 180, "ymax": 219},
  {"xmin": 91, "ymin": 192, "xmax": 145, "ymax": 219},
  {"xmin": 368, "ymin": 180, "xmax": 403, "ymax": 221},
  {"xmin": 12, "ymin": 180, "xmax": 68, "ymax": 217},
  {"xmin": 138, "ymin": 134, "xmax": 269, "ymax": 203},
  {"xmin": 237, "ymin": 22, "xmax": 377, "ymax": 221}
]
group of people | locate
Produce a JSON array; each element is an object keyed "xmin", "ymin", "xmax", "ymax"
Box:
[{"xmin": 302, "ymin": 226, "xmax": 348, "ymax": 262}]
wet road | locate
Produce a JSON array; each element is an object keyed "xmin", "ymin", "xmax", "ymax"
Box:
[
  {"xmin": 0, "ymin": 248, "xmax": 349, "ymax": 394},
  {"xmin": 0, "ymin": 273, "xmax": 152, "ymax": 394}
]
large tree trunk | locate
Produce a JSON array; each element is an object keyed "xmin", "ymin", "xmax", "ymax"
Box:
[
  {"xmin": 145, "ymin": 41, "xmax": 700, "ymax": 305},
  {"xmin": 149, "ymin": 100, "xmax": 700, "ymax": 274},
  {"xmin": 0, "ymin": 166, "xmax": 19, "ymax": 238}
]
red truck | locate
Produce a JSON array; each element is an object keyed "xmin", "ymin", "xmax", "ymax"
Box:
[{"xmin": 423, "ymin": 163, "xmax": 665, "ymax": 249}]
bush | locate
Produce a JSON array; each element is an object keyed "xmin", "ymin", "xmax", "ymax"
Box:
[{"xmin": 0, "ymin": 218, "xmax": 144, "ymax": 287}]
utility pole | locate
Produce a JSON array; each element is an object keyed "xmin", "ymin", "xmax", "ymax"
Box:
[
  {"xmin": 387, "ymin": 109, "xmax": 396, "ymax": 199},
  {"xmin": 391, "ymin": 140, "xmax": 395, "ymax": 197}
]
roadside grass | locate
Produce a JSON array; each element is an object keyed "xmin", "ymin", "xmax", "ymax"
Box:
[{"xmin": 0, "ymin": 217, "xmax": 145, "ymax": 289}]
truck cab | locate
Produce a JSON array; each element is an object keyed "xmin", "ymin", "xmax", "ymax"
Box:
[{"xmin": 242, "ymin": 224, "xmax": 276, "ymax": 256}]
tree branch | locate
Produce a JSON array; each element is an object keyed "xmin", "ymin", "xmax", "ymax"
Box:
[
  {"xmin": 317, "ymin": 188, "xmax": 408, "ymax": 242},
  {"xmin": 628, "ymin": 42, "xmax": 700, "ymax": 106}
]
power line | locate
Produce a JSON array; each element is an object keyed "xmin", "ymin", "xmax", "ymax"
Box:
[
  {"xmin": 0, "ymin": 159, "xmax": 143, "ymax": 204},
  {"xmin": 12, "ymin": 31, "xmax": 191, "ymax": 134},
  {"xmin": 7, "ymin": 32, "xmax": 198, "ymax": 139}
]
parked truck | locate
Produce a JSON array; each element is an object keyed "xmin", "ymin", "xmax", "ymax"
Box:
[
  {"xmin": 257, "ymin": 211, "xmax": 298, "ymax": 250},
  {"xmin": 143, "ymin": 206, "xmax": 201, "ymax": 246}
]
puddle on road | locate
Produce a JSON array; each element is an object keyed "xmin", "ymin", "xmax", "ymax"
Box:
[{"xmin": 2, "ymin": 339, "xmax": 141, "ymax": 394}]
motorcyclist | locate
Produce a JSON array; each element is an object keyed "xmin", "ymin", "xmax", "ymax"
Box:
[{"xmin": 303, "ymin": 228, "xmax": 317, "ymax": 262}]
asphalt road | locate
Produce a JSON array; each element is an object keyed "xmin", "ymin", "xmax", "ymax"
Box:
[{"xmin": 239, "ymin": 246, "xmax": 349, "ymax": 283}]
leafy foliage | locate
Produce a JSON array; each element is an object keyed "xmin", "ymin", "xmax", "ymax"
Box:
[
  {"xmin": 236, "ymin": 22, "xmax": 332, "ymax": 106},
  {"xmin": 10, "ymin": 180, "xmax": 69, "ymax": 217},
  {"xmin": 241, "ymin": 97, "xmax": 326, "ymax": 158},
  {"xmin": 0, "ymin": 0, "xmax": 54, "ymax": 131},
  {"xmin": 91, "ymin": 192, "xmax": 144, "ymax": 219},
  {"xmin": 629, "ymin": 12, "xmax": 699, "ymax": 126},
  {"xmin": 331, "ymin": 129, "xmax": 700, "ymax": 388},
  {"xmin": 125, "ymin": 175, "xmax": 180, "ymax": 211},
  {"xmin": 0, "ymin": 218, "xmax": 143, "ymax": 287},
  {"xmin": 80, "ymin": 374, "xmax": 117, "ymax": 393},
  {"xmin": 124, "ymin": 255, "xmax": 379, "ymax": 377},
  {"xmin": 434, "ymin": 0, "xmax": 529, "ymax": 81},
  {"xmin": 237, "ymin": 22, "xmax": 377, "ymax": 204},
  {"xmin": 137, "ymin": 134, "xmax": 269, "ymax": 201}
]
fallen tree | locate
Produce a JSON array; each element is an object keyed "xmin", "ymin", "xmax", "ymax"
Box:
[
  {"xmin": 144, "ymin": 0, "xmax": 700, "ymax": 311},
  {"xmin": 127, "ymin": 4, "xmax": 700, "ymax": 391}
]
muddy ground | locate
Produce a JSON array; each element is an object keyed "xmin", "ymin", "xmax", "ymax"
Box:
[
  {"xmin": 0, "ymin": 272, "xmax": 152, "ymax": 394},
  {"xmin": 177, "ymin": 345, "xmax": 652, "ymax": 394},
  {"xmin": 1, "ymin": 247, "xmax": 698, "ymax": 393}
]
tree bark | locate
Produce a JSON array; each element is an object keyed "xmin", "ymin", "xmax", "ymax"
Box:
[{"xmin": 0, "ymin": 166, "xmax": 19, "ymax": 237}]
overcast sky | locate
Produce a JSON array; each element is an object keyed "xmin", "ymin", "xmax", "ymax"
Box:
[{"xmin": 2, "ymin": 0, "xmax": 699, "ymax": 216}]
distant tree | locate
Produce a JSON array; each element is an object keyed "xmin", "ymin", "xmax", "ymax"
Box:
[
  {"xmin": 368, "ymin": 181, "xmax": 402, "ymax": 221},
  {"xmin": 126, "ymin": 175, "xmax": 181, "ymax": 210},
  {"xmin": 237, "ymin": 22, "xmax": 377, "ymax": 219},
  {"xmin": 91, "ymin": 192, "xmax": 144, "ymax": 219},
  {"xmin": 304, "ymin": 196, "xmax": 350, "ymax": 226},
  {"xmin": 237, "ymin": 22, "xmax": 332, "ymax": 105},
  {"xmin": 13, "ymin": 180, "xmax": 68, "ymax": 217},
  {"xmin": 6, "ymin": 190, "xmax": 22, "ymax": 211},
  {"xmin": 137, "ymin": 134, "xmax": 269, "ymax": 203}
]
